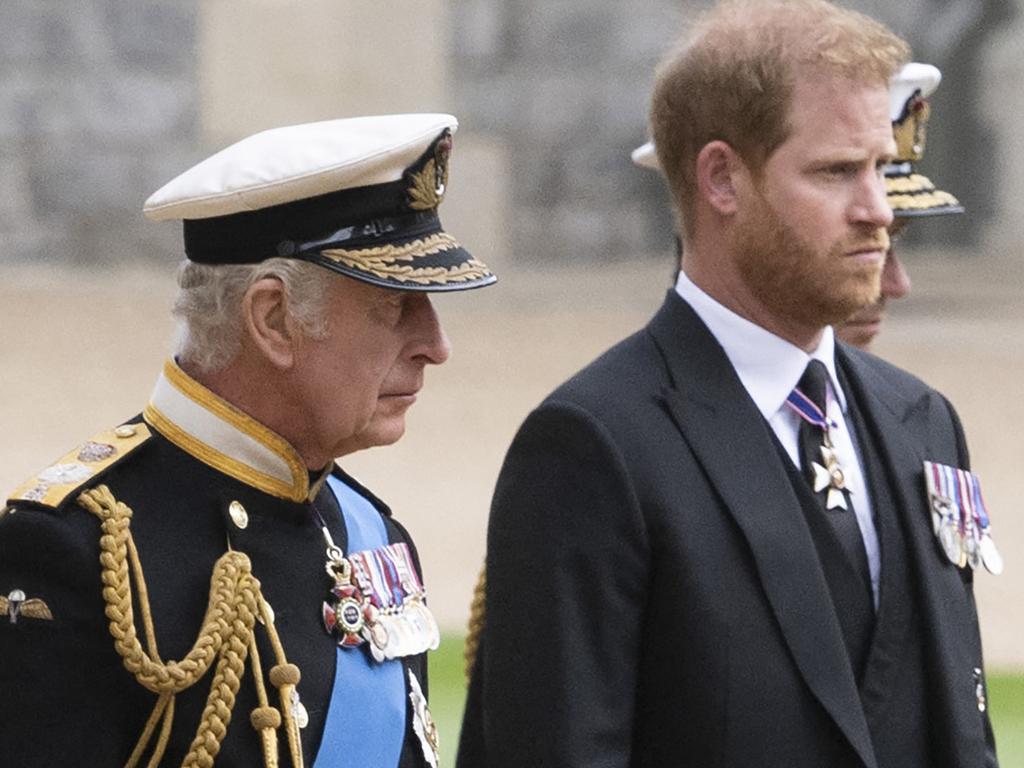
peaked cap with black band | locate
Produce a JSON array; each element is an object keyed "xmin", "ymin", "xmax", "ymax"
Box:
[
  {"xmin": 144, "ymin": 113, "xmax": 496, "ymax": 291},
  {"xmin": 631, "ymin": 62, "xmax": 963, "ymax": 219},
  {"xmin": 884, "ymin": 62, "xmax": 963, "ymax": 217}
]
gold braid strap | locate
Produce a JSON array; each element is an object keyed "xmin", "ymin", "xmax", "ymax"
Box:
[
  {"xmin": 464, "ymin": 563, "xmax": 487, "ymax": 681},
  {"xmin": 265, "ymin": 645, "xmax": 305, "ymax": 765},
  {"xmin": 181, "ymin": 577, "xmax": 258, "ymax": 768},
  {"xmin": 77, "ymin": 485, "xmax": 300, "ymax": 768},
  {"xmin": 246, "ymin": 610, "xmax": 282, "ymax": 768}
]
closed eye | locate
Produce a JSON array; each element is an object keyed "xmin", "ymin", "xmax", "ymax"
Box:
[{"xmin": 821, "ymin": 163, "xmax": 859, "ymax": 178}]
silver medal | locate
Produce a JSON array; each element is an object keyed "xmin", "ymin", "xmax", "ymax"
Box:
[
  {"xmin": 290, "ymin": 689, "xmax": 309, "ymax": 729},
  {"xmin": 980, "ymin": 535, "xmax": 1004, "ymax": 576},
  {"xmin": 964, "ymin": 532, "xmax": 982, "ymax": 571},
  {"xmin": 929, "ymin": 494, "xmax": 951, "ymax": 535},
  {"xmin": 938, "ymin": 518, "xmax": 962, "ymax": 566},
  {"xmin": 422, "ymin": 603, "xmax": 441, "ymax": 651}
]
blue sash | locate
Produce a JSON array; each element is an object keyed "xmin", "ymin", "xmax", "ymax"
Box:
[{"xmin": 313, "ymin": 475, "xmax": 406, "ymax": 768}]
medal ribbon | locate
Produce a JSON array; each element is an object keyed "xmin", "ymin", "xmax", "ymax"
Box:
[
  {"xmin": 972, "ymin": 478, "xmax": 991, "ymax": 529},
  {"xmin": 785, "ymin": 387, "xmax": 838, "ymax": 431},
  {"xmin": 950, "ymin": 468, "xmax": 966, "ymax": 536},
  {"xmin": 344, "ymin": 544, "xmax": 425, "ymax": 609},
  {"xmin": 349, "ymin": 551, "xmax": 385, "ymax": 608},
  {"xmin": 924, "ymin": 460, "xmax": 1001, "ymax": 575},
  {"xmin": 382, "ymin": 543, "xmax": 425, "ymax": 593},
  {"xmin": 374, "ymin": 547, "xmax": 405, "ymax": 606},
  {"xmin": 928, "ymin": 463, "xmax": 992, "ymax": 538}
]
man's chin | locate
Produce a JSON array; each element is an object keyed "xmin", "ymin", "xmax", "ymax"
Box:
[
  {"xmin": 333, "ymin": 419, "xmax": 407, "ymax": 457},
  {"xmin": 837, "ymin": 316, "xmax": 883, "ymax": 350}
]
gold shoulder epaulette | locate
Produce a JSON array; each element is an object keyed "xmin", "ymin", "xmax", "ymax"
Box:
[{"xmin": 6, "ymin": 423, "xmax": 152, "ymax": 510}]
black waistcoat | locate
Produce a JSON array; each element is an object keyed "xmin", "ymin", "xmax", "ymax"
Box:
[
  {"xmin": 770, "ymin": 372, "xmax": 936, "ymax": 768},
  {"xmin": 769, "ymin": 433, "xmax": 875, "ymax": 680}
]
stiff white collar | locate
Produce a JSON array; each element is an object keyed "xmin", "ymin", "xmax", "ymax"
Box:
[
  {"xmin": 144, "ymin": 359, "xmax": 327, "ymax": 502},
  {"xmin": 674, "ymin": 270, "xmax": 847, "ymax": 419}
]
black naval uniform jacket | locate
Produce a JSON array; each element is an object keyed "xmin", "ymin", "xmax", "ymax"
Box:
[
  {"xmin": 458, "ymin": 291, "xmax": 997, "ymax": 768},
  {"xmin": 0, "ymin": 365, "xmax": 431, "ymax": 767}
]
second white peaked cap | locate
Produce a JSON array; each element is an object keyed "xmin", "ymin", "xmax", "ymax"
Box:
[
  {"xmin": 888, "ymin": 62, "xmax": 940, "ymax": 123},
  {"xmin": 631, "ymin": 142, "xmax": 658, "ymax": 172},
  {"xmin": 145, "ymin": 114, "xmax": 460, "ymax": 220},
  {"xmin": 143, "ymin": 114, "xmax": 496, "ymax": 291},
  {"xmin": 886, "ymin": 62, "xmax": 962, "ymax": 216}
]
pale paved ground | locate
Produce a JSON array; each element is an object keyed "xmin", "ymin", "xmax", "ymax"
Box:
[{"xmin": 1, "ymin": 251, "xmax": 1021, "ymax": 668}]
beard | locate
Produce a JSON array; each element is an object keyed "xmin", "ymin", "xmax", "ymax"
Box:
[{"xmin": 732, "ymin": 192, "xmax": 887, "ymax": 330}]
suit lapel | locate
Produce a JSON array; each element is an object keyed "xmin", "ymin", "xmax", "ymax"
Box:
[
  {"xmin": 647, "ymin": 293, "xmax": 877, "ymax": 768},
  {"xmin": 837, "ymin": 346, "xmax": 988, "ymax": 765}
]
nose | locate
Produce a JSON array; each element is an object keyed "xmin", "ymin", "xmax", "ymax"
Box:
[
  {"xmin": 880, "ymin": 249, "xmax": 911, "ymax": 301},
  {"xmin": 408, "ymin": 295, "xmax": 451, "ymax": 365},
  {"xmin": 851, "ymin": 173, "xmax": 894, "ymax": 230}
]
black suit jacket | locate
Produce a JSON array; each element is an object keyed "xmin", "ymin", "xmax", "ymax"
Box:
[{"xmin": 458, "ymin": 291, "xmax": 996, "ymax": 768}]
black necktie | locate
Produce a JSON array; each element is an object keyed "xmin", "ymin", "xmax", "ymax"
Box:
[{"xmin": 796, "ymin": 361, "xmax": 872, "ymax": 595}]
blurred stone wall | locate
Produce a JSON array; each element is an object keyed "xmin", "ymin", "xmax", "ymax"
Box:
[
  {"xmin": 0, "ymin": 0, "xmax": 197, "ymax": 264},
  {"xmin": 2, "ymin": 1, "xmax": 1021, "ymax": 265},
  {"xmin": 449, "ymin": 0, "xmax": 1024, "ymax": 261},
  {"xmin": 450, "ymin": 0, "xmax": 681, "ymax": 262},
  {"xmin": 0, "ymin": 0, "xmax": 510, "ymax": 272}
]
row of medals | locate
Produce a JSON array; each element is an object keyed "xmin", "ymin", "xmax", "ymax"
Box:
[
  {"xmin": 931, "ymin": 495, "xmax": 1003, "ymax": 575},
  {"xmin": 322, "ymin": 549, "xmax": 440, "ymax": 662},
  {"xmin": 819, "ymin": 437, "xmax": 1003, "ymax": 576}
]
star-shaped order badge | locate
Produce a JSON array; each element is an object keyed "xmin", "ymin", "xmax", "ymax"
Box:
[
  {"xmin": 811, "ymin": 443, "xmax": 849, "ymax": 511},
  {"xmin": 785, "ymin": 384, "xmax": 851, "ymax": 511}
]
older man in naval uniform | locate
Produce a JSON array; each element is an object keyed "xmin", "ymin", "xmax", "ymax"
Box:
[
  {"xmin": 458, "ymin": 2, "xmax": 999, "ymax": 767},
  {"xmin": 0, "ymin": 114, "xmax": 494, "ymax": 767}
]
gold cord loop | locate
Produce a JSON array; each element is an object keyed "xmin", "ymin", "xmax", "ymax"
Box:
[{"xmin": 77, "ymin": 485, "xmax": 302, "ymax": 768}]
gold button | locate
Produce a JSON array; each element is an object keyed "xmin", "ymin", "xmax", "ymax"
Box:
[
  {"xmin": 114, "ymin": 425, "xmax": 137, "ymax": 438},
  {"xmin": 229, "ymin": 500, "xmax": 249, "ymax": 529}
]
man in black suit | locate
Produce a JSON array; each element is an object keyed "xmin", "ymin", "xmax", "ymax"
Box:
[{"xmin": 457, "ymin": 1, "xmax": 999, "ymax": 766}]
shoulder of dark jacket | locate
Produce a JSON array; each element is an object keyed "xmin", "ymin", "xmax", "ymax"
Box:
[{"xmin": 3, "ymin": 418, "xmax": 153, "ymax": 517}]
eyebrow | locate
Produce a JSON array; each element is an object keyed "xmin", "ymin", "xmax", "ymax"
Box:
[{"xmin": 806, "ymin": 146, "xmax": 896, "ymax": 168}]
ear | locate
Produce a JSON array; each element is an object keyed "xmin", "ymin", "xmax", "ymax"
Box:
[
  {"xmin": 695, "ymin": 140, "xmax": 744, "ymax": 216},
  {"xmin": 242, "ymin": 277, "xmax": 299, "ymax": 370}
]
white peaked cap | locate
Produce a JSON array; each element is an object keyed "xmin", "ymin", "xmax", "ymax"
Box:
[
  {"xmin": 141, "ymin": 113, "xmax": 497, "ymax": 291},
  {"xmin": 144, "ymin": 113, "xmax": 459, "ymax": 221},
  {"xmin": 889, "ymin": 62, "xmax": 941, "ymax": 122},
  {"xmin": 631, "ymin": 141, "xmax": 660, "ymax": 171}
]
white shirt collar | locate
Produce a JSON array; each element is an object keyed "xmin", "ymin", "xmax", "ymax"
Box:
[{"xmin": 674, "ymin": 270, "xmax": 847, "ymax": 418}]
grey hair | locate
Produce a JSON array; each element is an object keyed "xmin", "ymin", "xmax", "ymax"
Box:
[{"xmin": 172, "ymin": 258, "xmax": 330, "ymax": 374}]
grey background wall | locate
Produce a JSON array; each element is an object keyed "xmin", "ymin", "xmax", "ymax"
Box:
[
  {"xmin": 0, "ymin": 1, "xmax": 199, "ymax": 263},
  {"xmin": 2, "ymin": 1, "xmax": 1022, "ymax": 267},
  {"xmin": 450, "ymin": 0, "xmax": 1024, "ymax": 260}
]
